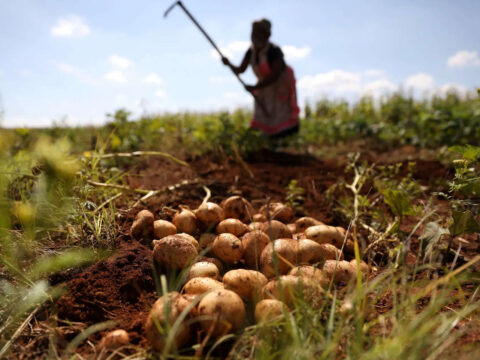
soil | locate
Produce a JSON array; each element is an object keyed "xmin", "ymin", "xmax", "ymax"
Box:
[{"xmin": 9, "ymin": 146, "xmax": 479, "ymax": 359}]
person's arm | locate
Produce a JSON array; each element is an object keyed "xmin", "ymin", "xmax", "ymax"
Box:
[{"xmin": 222, "ymin": 49, "xmax": 250, "ymax": 75}]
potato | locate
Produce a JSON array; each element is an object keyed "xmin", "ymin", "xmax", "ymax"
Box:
[
  {"xmin": 130, "ymin": 209, "xmax": 154, "ymax": 239},
  {"xmin": 304, "ymin": 225, "xmax": 346, "ymax": 247},
  {"xmin": 248, "ymin": 221, "xmax": 264, "ymax": 231},
  {"xmin": 289, "ymin": 265, "xmax": 327, "ymax": 287},
  {"xmin": 176, "ymin": 233, "xmax": 199, "ymax": 249},
  {"xmin": 350, "ymin": 259, "xmax": 369, "ymax": 275},
  {"xmin": 195, "ymin": 202, "xmax": 224, "ymax": 229},
  {"xmin": 183, "ymin": 277, "xmax": 223, "ymax": 295},
  {"xmin": 254, "ymin": 299, "xmax": 287, "ymax": 323},
  {"xmin": 212, "ymin": 233, "xmax": 244, "ymax": 264},
  {"xmin": 287, "ymin": 223, "xmax": 297, "ymax": 234},
  {"xmin": 222, "ymin": 269, "xmax": 267, "ymax": 301},
  {"xmin": 198, "ymin": 233, "xmax": 216, "ymax": 254},
  {"xmin": 297, "ymin": 239, "xmax": 324, "ymax": 264},
  {"xmin": 173, "ymin": 209, "xmax": 197, "ymax": 235},
  {"xmin": 97, "ymin": 329, "xmax": 130, "ymax": 350},
  {"xmin": 318, "ymin": 243, "xmax": 344, "ymax": 261},
  {"xmin": 253, "ymin": 213, "xmax": 267, "ymax": 222},
  {"xmin": 145, "ymin": 292, "xmax": 191, "ymax": 352},
  {"xmin": 216, "ymin": 218, "xmax": 248, "ymax": 237},
  {"xmin": 153, "ymin": 219, "xmax": 177, "ymax": 239},
  {"xmin": 295, "ymin": 217, "xmax": 324, "ymax": 233},
  {"xmin": 198, "ymin": 257, "xmax": 224, "ymax": 273},
  {"xmin": 260, "ymin": 239, "xmax": 298, "ymax": 278},
  {"xmin": 242, "ymin": 230, "xmax": 270, "ymax": 269},
  {"xmin": 260, "ymin": 202, "xmax": 294, "ymax": 223},
  {"xmin": 263, "ymin": 275, "xmax": 323, "ymax": 306},
  {"xmin": 153, "ymin": 235, "xmax": 198, "ymax": 269},
  {"xmin": 198, "ymin": 289, "xmax": 246, "ymax": 337},
  {"xmin": 323, "ymin": 260, "xmax": 356, "ymax": 283},
  {"xmin": 221, "ymin": 196, "xmax": 255, "ymax": 223},
  {"xmin": 188, "ymin": 262, "xmax": 220, "ymax": 280},
  {"xmin": 261, "ymin": 220, "xmax": 292, "ymax": 240}
]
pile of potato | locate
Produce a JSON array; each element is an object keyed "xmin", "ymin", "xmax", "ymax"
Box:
[{"xmin": 129, "ymin": 196, "xmax": 369, "ymax": 352}]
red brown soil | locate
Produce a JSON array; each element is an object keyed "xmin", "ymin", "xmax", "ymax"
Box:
[{"xmin": 10, "ymin": 146, "xmax": 479, "ymax": 359}]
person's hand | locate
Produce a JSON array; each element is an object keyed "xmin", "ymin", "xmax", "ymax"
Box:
[
  {"xmin": 221, "ymin": 57, "xmax": 230, "ymax": 66},
  {"xmin": 244, "ymin": 84, "xmax": 256, "ymax": 92}
]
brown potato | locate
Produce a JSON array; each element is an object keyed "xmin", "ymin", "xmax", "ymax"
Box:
[
  {"xmin": 261, "ymin": 220, "xmax": 292, "ymax": 240},
  {"xmin": 253, "ymin": 213, "xmax": 267, "ymax": 222},
  {"xmin": 153, "ymin": 235, "xmax": 198, "ymax": 269},
  {"xmin": 221, "ymin": 196, "xmax": 255, "ymax": 223},
  {"xmin": 260, "ymin": 202, "xmax": 294, "ymax": 223},
  {"xmin": 198, "ymin": 233, "xmax": 216, "ymax": 254},
  {"xmin": 188, "ymin": 262, "xmax": 220, "ymax": 280},
  {"xmin": 254, "ymin": 299, "xmax": 287, "ymax": 323},
  {"xmin": 198, "ymin": 257, "xmax": 224, "ymax": 273},
  {"xmin": 216, "ymin": 218, "xmax": 248, "ymax": 237},
  {"xmin": 318, "ymin": 243, "xmax": 344, "ymax": 261},
  {"xmin": 212, "ymin": 233, "xmax": 244, "ymax": 264},
  {"xmin": 172, "ymin": 209, "xmax": 197, "ymax": 235},
  {"xmin": 97, "ymin": 329, "xmax": 130, "ymax": 351},
  {"xmin": 295, "ymin": 217, "xmax": 324, "ymax": 233},
  {"xmin": 130, "ymin": 209, "xmax": 155, "ymax": 239},
  {"xmin": 304, "ymin": 225, "xmax": 346, "ymax": 247},
  {"xmin": 153, "ymin": 219, "xmax": 177, "ymax": 239},
  {"xmin": 183, "ymin": 277, "xmax": 224, "ymax": 295},
  {"xmin": 242, "ymin": 230, "xmax": 270, "ymax": 269},
  {"xmin": 195, "ymin": 202, "xmax": 224, "ymax": 229},
  {"xmin": 287, "ymin": 223, "xmax": 297, "ymax": 234},
  {"xmin": 350, "ymin": 259, "xmax": 369, "ymax": 275},
  {"xmin": 263, "ymin": 275, "xmax": 323, "ymax": 306},
  {"xmin": 176, "ymin": 233, "xmax": 199, "ymax": 249},
  {"xmin": 248, "ymin": 221, "xmax": 264, "ymax": 231},
  {"xmin": 289, "ymin": 265, "xmax": 328, "ymax": 287},
  {"xmin": 323, "ymin": 260, "xmax": 356, "ymax": 283},
  {"xmin": 260, "ymin": 239, "xmax": 298, "ymax": 278},
  {"xmin": 222, "ymin": 269, "xmax": 267, "ymax": 301},
  {"xmin": 297, "ymin": 239, "xmax": 324, "ymax": 264},
  {"xmin": 145, "ymin": 292, "xmax": 191, "ymax": 352},
  {"xmin": 197, "ymin": 289, "xmax": 246, "ymax": 338}
]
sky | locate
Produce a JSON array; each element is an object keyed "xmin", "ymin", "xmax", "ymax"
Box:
[{"xmin": 0, "ymin": 0, "xmax": 479, "ymax": 128}]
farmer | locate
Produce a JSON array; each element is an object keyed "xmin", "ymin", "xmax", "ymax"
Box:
[{"xmin": 222, "ymin": 19, "xmax": 300, "ymax": 138}]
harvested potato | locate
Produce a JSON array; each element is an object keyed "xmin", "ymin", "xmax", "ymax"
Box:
[
  {"xmin": 318, "ymin": 243, "xmax": 344, "ymax": 261},
  {"xmin": 183, "ymin": 277, "xmax": 223, "ymax": 295},
  {"xmin": 323, "ymin": 260, "xmax": 356, "ymax": 283},
  {"xmin": 153, "ymin": 219, "xmax": 177, "ymax": 240},
  {"xmin": 304, "ymin": 225, "xmax": 346, "ymax": 247},
  {"xmin": 222, "ymin": 269, "xmax": 267, "ymax": 301},
  {"xmin": 145, "ymin": 292, "xmax": 191, "ymax": 352},
  {"xmin": 176, "ymin": 233, "xmax": 199, "ymax": 249},
  {"xmin": 287, "ymin": 223, "xmax": 297, "ymax": 234},
  {"xmin": 260, "ymin": 202, "xmax": 294, "ymax": 223},
  {"xmin": 289, "ymin": 265, "xmax": 327, "ymax": 287},
  {"xmin": 260, "ymin": 239, "xmax": 298, "ymax": 278},
  {"xmin": 221, "ymin": 196, "xmax": 254, "ymax": 223},
  {"xmin": 198, "ymin": 256, "xmax": 224, "ymax": 273},
  {"xmin": 153, "ymin": 235, "xmax": 198, "ymax": 269},
  {"xmin": 195, "ymin": 202, "xmax": 224, "ymax": 229},
  {"xmin": 198, "ymin": 289, "xmax": 246, "ymax": 338},
  {"xmin": 130, "ymin": 209, "xmax": 154, "ymax": 239},
  {"xmin": 263, "ymin": 275, "xmax": 323, "ymax": 306},
  {"xmin": 212, "ymin": 233, "xmax": 244, "ymax": 264},
  {"xmin": 97, "ymin": 329, "xmax": 130, "ymax": 350},
  {"xmin": 242, "ymin": 230, "xmax": 270, "ymax": 269},
  {"xmin": 295, "ymin": 217, "xmax": 324, "ymax": 233},
  {"xmin": 216, "ymin": 218, "xmax": 248, "ymax": 237},
  {"xmin": 198, "ymin": 233, "xmax": 216, "ymax": 254},
  {"xmin": 297, "ymin": 239, "xmax": 324, "ymax": 264},
  {"xmin": 188, "ymin": 262, "xmax": 220, "ymax": 280},
  {"xmin": 261, "ymin": 220, "xmax": 292, "ymax": 240},
  {"xmin": 248, "ymin": 221, "xmax": 264, "ymax": 231},
  {"xmin": 253, "ymin": 213, "xmax": 267, "ymax": 222},
  {"xmin": 350, "ymin": 259, "xmax": 369, "ymax": 275},
  {"xmin": 173, "ymin": 209, "xmax": 197, "ymax": 235},
  {"xmin": 254, "ymin": 299, "xmax": 287, "ymax": 323}
]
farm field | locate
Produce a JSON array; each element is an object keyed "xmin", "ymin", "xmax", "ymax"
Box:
[{"xmin": 1, "ymin": 93, "xmax": 480, "ymax": 359}]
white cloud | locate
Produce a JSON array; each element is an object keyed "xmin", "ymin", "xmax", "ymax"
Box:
[
  {"xmin": 211, "ymin": 41, "xmax": 250, "ymax": 60},
  {"xmin": 155, "ymin": 89, "xmax": 167, "ymax": 98},
  {"xmin": 364, "ymin": 69, "xmax": 385, "ymax": 77},
  {"xmin": 447, "ymin": 50, "xmax": 480, "ymax": 67},
  {"xmin": 434, "ymin": 83, "xmax": 468, "ymax": 97},
  {"xmin": 55, "ymin": 62, "xmax": 96, "ymax": 84},
  {"xmin": 142, "ymin": 73, "xmax": 164, "ymax": 84},
  {"xmin": 405, "ymin": 73, "xmax": 434, "ymax": 90},
  {"xmin": 362, "ymin": 79, "xmax": 398, "ymax": 97},
  {"xmin": 298, "ymin": 70, "xmax": 362, "ymax": 96},
  {"xmin": 103, "ymin": 71, "xmax": 127, "ymax": 83},
  {"xmin": 281, "ymin": 45, "xmax": 311, "ymax": 61},
  {"xmin": 51, "ymin": 15, "xmax": 90, "ymax": 38},
  {"xmin": 108, "ymin": 54, "xmax": 132, "ymax": 69}
]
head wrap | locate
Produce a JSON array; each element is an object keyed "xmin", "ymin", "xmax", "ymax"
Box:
[{"xmin": 252, "ymin": 18, "xmax": 271, "ymax": 39}]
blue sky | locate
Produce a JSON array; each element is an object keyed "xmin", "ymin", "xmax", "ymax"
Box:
[{"xmin": 0, "ymin": 0, "xmax": 479, "ymax": 127}]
